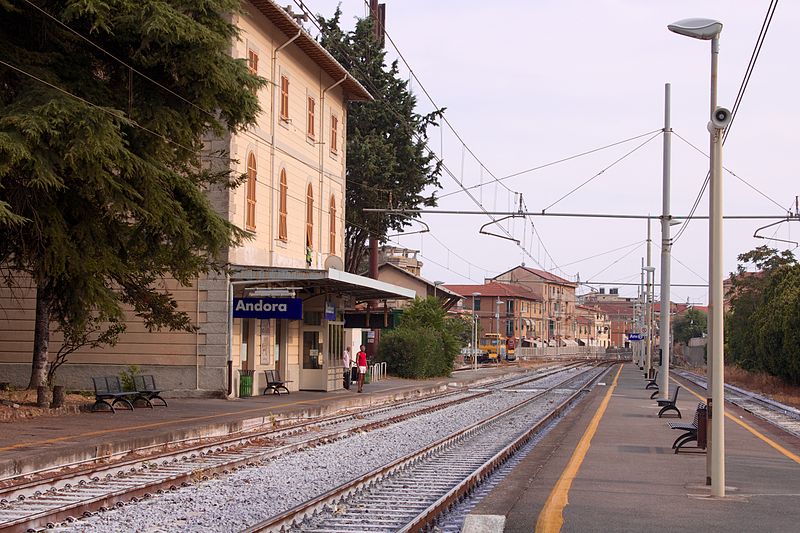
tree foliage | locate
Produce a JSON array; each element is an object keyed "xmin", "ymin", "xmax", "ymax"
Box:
[
  {"xmin": 672, "ymin": 307, "xmax": 707, "ymax": 345},
  {"xmin": 0, "ymin": 0, "xmax": 264, "ymax": 387},
  {"xmin": 316, "ymin": 10, "xmax": 444, "ymax": 273},
  {"xmin": 377, "ymin": 297, "xmax": 461, "ymax": 378},
  {"xmin": 726, "ymin": 246, "xmax": 800, "ymax": 385}
]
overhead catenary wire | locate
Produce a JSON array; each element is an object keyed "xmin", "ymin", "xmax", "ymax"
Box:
[
  {"xmin": 671, "ymin": 0, "xmax": 780, "ymax": 245},
  {"xmin": 541, "ymin": 132, "xmax": 662, "ymax": 213},
  {"xmin": 294, "ymin": 3, "xmax": 560, "ymax": 277},
  {"xmin": 436, "ymin": 128, "xmax": 663, "ymax": 200},
  {"xmin": 672, "ymin": 130, "xmax": 790, "ymax": 213}
]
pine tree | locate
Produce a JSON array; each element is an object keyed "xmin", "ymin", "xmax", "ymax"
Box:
[
  {"xmin": 316, "ymin": 9, "xmax": 444, "ymax": 273},
  {"xmin": 0, "ymin": 0, "xmax": 265, "ymax": 387}
]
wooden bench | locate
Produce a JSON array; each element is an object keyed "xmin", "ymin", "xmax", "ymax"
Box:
[
  {"xmin": 91, "ymin": 376, "xmax": 135, "ymax": 413},
  {"xmin": 134, "ymin": 375, "xmax": 168, "ymax": 407},
  {"xmin": 263, "ymin": 369, "xmax": 292, "ymax": 395},
  {"xmin": 668, "ymin": 402, "xmax": 707, "ymax": 453},
  {"xmin": 656, "ymin": 385, "xmax": 682, "ymax": 418}
]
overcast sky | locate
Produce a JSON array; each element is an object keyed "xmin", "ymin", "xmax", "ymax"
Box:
[{"xmin": 302, "ymin": 0, "xmax": 798, "ymax": 305}]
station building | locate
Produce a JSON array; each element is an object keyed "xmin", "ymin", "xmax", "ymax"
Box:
[{"xmin": 0, "ymin": 0, "xmax": 413, "ymax": 396}]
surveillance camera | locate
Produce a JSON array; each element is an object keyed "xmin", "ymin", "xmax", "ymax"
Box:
[{"xmin": 711, "ymin": 107, "xmax": 732, "ymax": 129}]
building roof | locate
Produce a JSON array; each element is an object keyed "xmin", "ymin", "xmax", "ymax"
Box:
[
  {"xmin": 591, "ymin": 301, "xmax": 636, "ymax": 319},
  {"xmin": 653, "ymin": 302, "xmax": 709, "ymax": 314},
  {"xmin": 249, "ymin": 0, "xmax": 373, "ymax": 102},
  {"xmin": 494, "ymin": 265, "xmax": 577, "ymax": 287},
  {"xmin": 444, "ymin": 281, "xmax": 542, "ymax": 301},
  {"xmin": 377, "ymin": 263, "xmax": 461, "ymax": 300}
]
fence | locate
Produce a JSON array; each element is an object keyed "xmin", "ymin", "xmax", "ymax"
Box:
[
  {"xmin": 516, "ymin": 346, "xmax": 630, "ymax": 361},
  {"xmin": 370, "ymin": 362, "xmax": 387, "ymax": 381}
]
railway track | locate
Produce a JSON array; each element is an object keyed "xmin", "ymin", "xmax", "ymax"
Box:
[
  {"xmin": 675, "ymin": 370, "xmax": 800, "ymax": 438},
  {"xmin": 245, "ymin": 364, "xmax": 611, "ymax": 532},
  {"xmin": 0, "ymin": 363, "xmax": 580, "ymax": 532}
]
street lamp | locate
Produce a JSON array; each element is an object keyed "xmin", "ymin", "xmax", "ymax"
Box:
[
  {"xmin": 643, "ymin": 265, "xmax": 656, "ymax": 377},
  {"xmin": 433, "ymin": 280, "xmax": 443, "ymax": 300},
  {"xmin": 472, "ymin": 292, "xmax": 481, "ymax": 372},
  {"xmin": 495, "ymin": 297, "xmax": 504, "ymax": 362},
  {"xmin": 668, "ymin": 17, "xmax": 726, "ymax": 498}
]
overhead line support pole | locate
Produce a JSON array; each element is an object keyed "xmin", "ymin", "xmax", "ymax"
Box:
[{"xmin": 659, "ymin": 83, "xmax": 673, "ymax": 400}]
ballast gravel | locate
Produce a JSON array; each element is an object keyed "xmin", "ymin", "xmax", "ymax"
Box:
[{"xmin": 59, "ymin": 366, "xmax": 591, "ymax": 532}]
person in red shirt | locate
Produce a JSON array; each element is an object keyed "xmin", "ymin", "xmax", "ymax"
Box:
[{"xmin": 356, "ymin": 345, "xmax": 368, "ymax": 393}]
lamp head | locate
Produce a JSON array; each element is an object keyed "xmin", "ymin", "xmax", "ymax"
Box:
[{"xmin": 668, "ymin": 18, "xmax": 722, "ymax": 40}]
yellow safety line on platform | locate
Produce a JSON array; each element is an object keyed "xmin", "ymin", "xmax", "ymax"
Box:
[
  {"xmin": 535, "ymin": 364, "xmax": 622, "ymax": 533},
  {"xmin": 678, "ymin": 379, "xmax": 800, "ymax": 465}
]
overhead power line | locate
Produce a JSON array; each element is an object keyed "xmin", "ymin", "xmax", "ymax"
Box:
[{"xmin": 672, "ymin": 0, "xmax": 780, "ymax": 245}]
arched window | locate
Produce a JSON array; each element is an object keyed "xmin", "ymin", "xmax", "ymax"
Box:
[
  {"xmin": 278, "ymin": 169, "xmax": 288, "ymax": 241},
  {"xmin": 305, "ymin": 184, "xmax": 314, "ymax": 248},
  {"xmin": 329, "ymin": 195, "xmax": 336, "ymax": 255},
  {"xmin": 245, "ymin": 153, "xmax": 256, "ymax": 231}
]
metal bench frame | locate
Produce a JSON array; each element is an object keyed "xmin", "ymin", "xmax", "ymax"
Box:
[
  {"xmin": 645, "ymin": 370, "xmax": 659, "ymax": 390},
  {"xmin": 134, "ymin": 374, "xmax": 168, "ymax": 407},
  {"xmin": 668, "ymin": 402, "xmax": 707, "ymax": 453},
  {"xmin": 263, "ymin": 369, "xmax": 292, "ymax": 395},
  {"xmin": 656, "ymin": 385, "xmax": 682, "ymax": 418},
  {"xmin": 91, "ymin": 376, "xmax": 136, "ymax": 413}
]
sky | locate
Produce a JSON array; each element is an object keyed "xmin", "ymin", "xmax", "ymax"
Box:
[{"xmin": 300, "ymin": 0, "xmax": 798, "ymax": 305}]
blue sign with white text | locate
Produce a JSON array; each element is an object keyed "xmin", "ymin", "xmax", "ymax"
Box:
[
  {"xmin": 627, "ymin": 333, "xmax": 643, "ymax": 341},
  {"xmin": 232, "ymin": 298, "xmax": 303, "ymax": 320},
  {"xmin": 325, "ymin": 302, "xmax": 336, "ymax": 321}
]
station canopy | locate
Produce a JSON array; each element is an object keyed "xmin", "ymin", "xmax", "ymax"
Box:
[{"xmin": 230, "ymin": 267, "xmax": 416, "ymax": 303}]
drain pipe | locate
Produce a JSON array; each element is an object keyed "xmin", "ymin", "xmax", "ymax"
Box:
[{"xmin": 319, "ymin": 75, "xmax": 347, "ymax": 260}]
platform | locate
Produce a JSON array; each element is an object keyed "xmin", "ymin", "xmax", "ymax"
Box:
[
  {"xmin": 467, "ymin": 363, "xmax": 800, "ymax": 532},
  {"xmin": 0, "ymin": 365, "xmax": 523, "ymax": 481}
]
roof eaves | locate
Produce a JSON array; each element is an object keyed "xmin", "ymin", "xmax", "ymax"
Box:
[{"xmin": 247, "ymin": 0, "xmax": 373, "ymax": 102}]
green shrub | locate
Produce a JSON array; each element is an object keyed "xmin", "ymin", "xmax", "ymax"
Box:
[
  {"xmin": 119, "ymin": 365, "xmax": 141, "ymax": 391},
  {"xmin": 377, "ymin": 297, "xmax": 460, "ymax": 378}
]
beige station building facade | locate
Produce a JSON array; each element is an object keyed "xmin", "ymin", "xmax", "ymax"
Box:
[{"xmin": 0, "ymin": 0, "xmax": 413, "ymax": 397}]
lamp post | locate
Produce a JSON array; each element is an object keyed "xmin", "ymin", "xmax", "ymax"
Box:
[
  {"xmin": 668, "ymin": 17, "xmax": 726, "ymax": 498},
  {"xmin": 433, "ymin": 280, "xmax": 443, "ymax": 300},
  {"xmin": 495, "ymin": 297, "xmax": 504, "ymax": 362},
  {"xmin": 472, "ymin": 292, "xmax": 481, "ymax": 371},
  {"xmin": 643, "ymin": 265, "xmax": 656, "ymax": 378}
]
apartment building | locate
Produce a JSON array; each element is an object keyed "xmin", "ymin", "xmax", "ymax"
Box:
[
  {"xmin": 445, "ymin": 282, "xmax": 544, "ymax": 347},
  {"xmin": 575, "ymin": 305, "xmax": 611, "ymax": 347},
  {"xmin": 0, "ymin": 0, "xmax": 413, "ymax": 396},
  {"xmin": 491, "ymin": 266, "xmax": 577, "ymax": 345}
]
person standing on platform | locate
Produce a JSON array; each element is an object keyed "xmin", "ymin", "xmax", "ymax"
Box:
[
  {"xmin": 356, "ymin": 344, "xmax": 368, "ymax": 393},
  {"xmin": 342, "ymin": 346, "xmax": 352, "ymax": 390}
]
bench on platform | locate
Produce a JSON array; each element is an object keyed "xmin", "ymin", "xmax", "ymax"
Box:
[
  {"xmin": 263, "ymin": 369, "xmax": 292, "ymax": 395},
  {"xmin": 656, "ymin": 385, "xmax": 682, "ymax": 418},
  {"xmin": 133, "ymin": 375, "xmax": 168, "ymax": 407},
  {"xmin": 668, "ymin": 402, "xmax": 707, "ymax": 453},
  {"xmin": 645, "ymin": 370, "xmax": 659, "ymax": 390},
  {"xmin": 91, "ymin": 376, "xmax": 135, "ymax": 413}
]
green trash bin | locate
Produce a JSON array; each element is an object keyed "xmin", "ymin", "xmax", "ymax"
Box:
[
  {"xmin": 364, "ymin": 367, "xmax": 371, "ymax": 385},
  {"xmin": 239, "ymin": 370, "xmax": 254, "ymax": 397}
]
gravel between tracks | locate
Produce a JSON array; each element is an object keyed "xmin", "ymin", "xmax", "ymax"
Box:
[{"xmin": 57, "ymin": 367, "xmax": 587, "ymax": 532}]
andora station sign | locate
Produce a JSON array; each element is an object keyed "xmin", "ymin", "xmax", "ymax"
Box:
[{"xmin": 232, "ymin": 298, "xmax": 303, "ymax": 320}]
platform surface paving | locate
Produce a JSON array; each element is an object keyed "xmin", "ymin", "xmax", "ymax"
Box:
[{"xmin": 468, "ymin": 363, "xmax": 800, "ymax": 532}]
